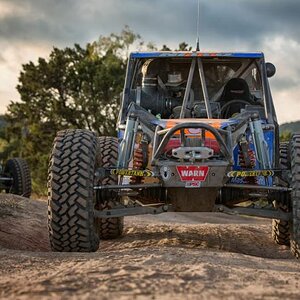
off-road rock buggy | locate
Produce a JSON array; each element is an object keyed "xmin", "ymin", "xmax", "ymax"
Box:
[{"xmin": 48, "ymin": 51, "xmax": 300, "ymax": 258}]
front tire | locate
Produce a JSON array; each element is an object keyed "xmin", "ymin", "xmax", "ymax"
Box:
[{"xmin": 48, "ymin": 129, "xmax": 99, "ymax": 252}]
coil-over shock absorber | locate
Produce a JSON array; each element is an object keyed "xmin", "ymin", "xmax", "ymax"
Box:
[
  {"xmin": 130, "ymin": 136, "xmax": 166, "ymax": 204},
  {"xmin": 238, "ymin": 136, "xmax": 257, "ymax": 184},
  {"xmin": 130, "ymin": 134, "xmax": 149, "ymax": 184}
]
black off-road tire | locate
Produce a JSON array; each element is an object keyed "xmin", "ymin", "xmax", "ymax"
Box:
[
  {"xmin": 290, "ymin": 133, "xmax": 300, "ymax": 258},
  {"xmin": 95, "ymin": 136, "xmax": 124, "ymax": 239},
  {"xmin": 272, "ymin": 218, "xmax": 290, "ymax": 245},
  {"xmin": 272, "ymin": 142, "xmax": 290, "ymax": 246},
  {"xmin": 4, "ymin": 158, "xmax": 31, "ymax": 198},
  {"xmin": 48, "ymin": 129, "xmax": 99, "ymax": 252}
]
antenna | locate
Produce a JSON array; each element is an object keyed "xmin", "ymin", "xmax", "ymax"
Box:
[{"xmin": 196, "ymin": 0, "xmax": 200, "ymax": 51}]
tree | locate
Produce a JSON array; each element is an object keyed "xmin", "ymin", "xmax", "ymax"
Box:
[
  {"xmin": 161, "ymin": 45, "xmax": 171, "ymax": 51},
  {"xmin": 0, "ymin": 115, "xmax": 8, "ymax": 160},
  {"xmin": 177, "ymin": 42, "xmax": 192, "ymax": 51},
  {"xmin": 9, "ymin": 45, "xmax": 126, "ymax": 137}
]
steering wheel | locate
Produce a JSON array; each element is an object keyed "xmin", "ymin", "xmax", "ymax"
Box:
[{"xmin": 220, "ymin": 99, "xmax": 252, "ymax": 119}]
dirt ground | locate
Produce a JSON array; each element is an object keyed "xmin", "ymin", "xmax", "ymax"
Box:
[{"xmin": 0, "ymin": 194, "xmax": 300, "ymax": 299}]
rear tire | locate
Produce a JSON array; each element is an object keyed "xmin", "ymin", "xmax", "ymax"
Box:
[
  {"xmin": 48, "ymin": 129, "xmax": 99, "ymax": 252},
  {"xmin": 272, "ymin": 218, "xmax": 290, "ymax": 245},
  {"xmin": 95, "ymin": 137, "xmax": 124, "ymax": 239},
  {"xmin": 272, "ymin": 142, "xmax": 290, "ymax": 246},
  {"xmin": 4, "ymin": 158, "xmax": 31, "ymax": 198},
  {"xmin": 290, "ymin": 134, "xmax": 300, "ymax": 258}
]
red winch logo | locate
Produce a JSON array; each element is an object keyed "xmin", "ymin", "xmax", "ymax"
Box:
[{"xmin": 176, "ymin": 165, "xmax": 209, "ymax": 181}]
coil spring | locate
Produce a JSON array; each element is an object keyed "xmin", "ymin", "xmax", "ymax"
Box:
[
  {"xmin": 130, "ymin": 144, "xmax": 145, "ymax": 184},
  {"xmin": 239, "ymin": 149, "xmax": 257, "ymax": 184}
]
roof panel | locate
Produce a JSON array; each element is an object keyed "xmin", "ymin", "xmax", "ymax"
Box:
[{"xmin": 130, "ymin": 52, "xmax": 264, "ymax": 59}]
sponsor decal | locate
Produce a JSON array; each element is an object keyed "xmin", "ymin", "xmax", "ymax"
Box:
[
  {"xmin": 110, "ymin": 169, "xmax": 153, "ymax": 177},
  {"xmin": 176, "ymin": 165, "xmax": 209, "ymax": 181},
  {"xmin": 185, "ymin": 181, "xmax": 201, "ymax": 188},
  {"xmin": 188, "ymin": 128, "xmax": 201, "ymax": 134},
  {"xmin": 227, "ymin": 170, "xmax": 274, "ymax": 177}
]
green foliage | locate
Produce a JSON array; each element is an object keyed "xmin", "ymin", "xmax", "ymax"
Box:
[
  {"xmin": 160, "ymin": 42, "xmax": 192, "ymax": 51},
  {"xmin": 0, "ymin": 115, "xmax": 8, "ymax": 158},
  {"xmin": 177, "ymin": 42, "xmax": 192, "ymax": 51},
  {"xmin": 0, "ymin": 115, "xmax": 6, "ymax": 140},
  {"xmin": 161, "ymin": 45, "xmax": 171, "ymax": 51},
  {"xmin": 279, "ymin": 131, "xmax": 292, "ymax": 142},
  {"xmin": 11, "ymin": 44, "xmax": 125, "ymax": 137},
  {"xmin": 279, "ymin": 121, "xmax": 300, "ymax": 142},
  {"xmin": 280, "ymin": 121, "xmax": 300, "ymax": 135}
]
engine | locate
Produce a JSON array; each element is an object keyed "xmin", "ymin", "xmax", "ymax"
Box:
[{"xmin": 130, "ymin": 74, "xmax": 184, "ymax": 118}]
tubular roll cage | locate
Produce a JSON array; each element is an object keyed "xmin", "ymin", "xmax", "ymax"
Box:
[
  {"xmin": 151, "ymin": 122, "xmax": 232, "ymax": 163},
  {"xmin": 121, "ymin": 52, "xmax": 276, "ymax": 126}
]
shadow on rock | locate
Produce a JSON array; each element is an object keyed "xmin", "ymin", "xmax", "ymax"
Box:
[
  {"xmin": 101, "ymin": 223, "xmax": 292, "ymax": 259},
  {"xmin": 0, "ymin": 194, "xmax": 50, "ymax": 252}
]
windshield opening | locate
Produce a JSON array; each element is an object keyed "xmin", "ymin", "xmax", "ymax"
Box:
[{"xmin": 129, "ymin": 57, "xmax": 264, "ymax": 119}]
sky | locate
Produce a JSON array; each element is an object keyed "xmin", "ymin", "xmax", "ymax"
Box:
[{"xmin": 0, "ymin": 0, "xmax": 300, "ymax": 124}]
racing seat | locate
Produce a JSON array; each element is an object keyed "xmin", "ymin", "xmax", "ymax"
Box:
[{"xmin": 218, "ymin": 78, "xmax": 255, "ymax": 118}]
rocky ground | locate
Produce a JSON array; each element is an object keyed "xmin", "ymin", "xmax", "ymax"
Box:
[{"xmin": 0, "ymin": 194, "xmax": 299, "ymax": 299}]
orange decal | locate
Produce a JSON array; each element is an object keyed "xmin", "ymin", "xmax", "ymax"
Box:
[{"xmin": 163, "ymin": 118, "xmax": 225, "ymax": 139}]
